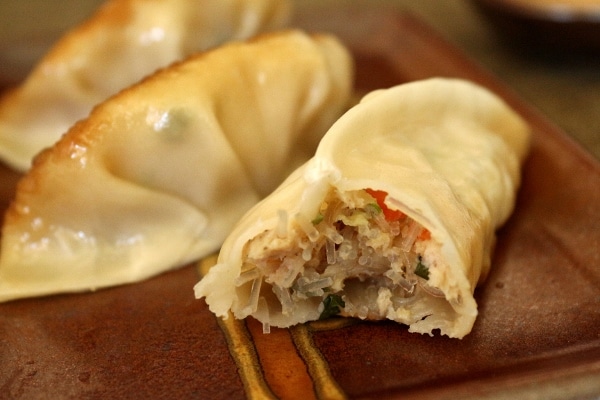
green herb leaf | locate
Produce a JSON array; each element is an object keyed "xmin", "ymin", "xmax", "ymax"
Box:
[
  {"xmin": 365, "ymin": 202, "xmax": 382, "ymax": 215},
  {"xmin": 319, "ymin": 294, "xmax": 345, "ymax": 320},
  {"xmin": 415, "ymin": 256, "xmax": 429, "ymax": 280},
  {"xmin": 312, "ymin": 213, "xmax": 324, "ymax": 225}
]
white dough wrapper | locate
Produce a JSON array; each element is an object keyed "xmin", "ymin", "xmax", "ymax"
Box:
[
  {"xmin": 0, "ymin": 0, "xmax": 292, "ymax": 171},
  {"xmin": 195, "ymin": 78, "xmax": 530, "ymax": 339},
  {"xmin": 0, "ymin": 30, "xmax": 353, "ymax": 302}
]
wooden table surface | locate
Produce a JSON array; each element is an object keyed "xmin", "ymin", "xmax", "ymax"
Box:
[{"xmin": 0, "ymin": 0, "xmax": 599, "ymax": 159}]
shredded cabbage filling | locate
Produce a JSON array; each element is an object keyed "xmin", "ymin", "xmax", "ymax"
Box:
[{"xmin": 237, "ymin": 188, "xmax": 439, "ymax": 323}]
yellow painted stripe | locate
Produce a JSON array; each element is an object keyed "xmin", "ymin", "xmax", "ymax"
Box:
[
  {"xmin": 216, "ymin": 315, "xmax": 277, "ymax": 400},
  {"xmin": 197, "ymin": 257, "xmax": 275, "ymax": 399},
  {"xmin": 290, "ymin": 324, "xmax": 347, "ymax": 400}
]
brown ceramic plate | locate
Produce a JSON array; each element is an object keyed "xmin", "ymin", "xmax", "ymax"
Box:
[
  {"xmin": 472, "ymin": 0, "xmax": 600, "ymax": 53},
  {"xmin": 1, "ymin": 4, "xmax": 600, "ymax": 399}
]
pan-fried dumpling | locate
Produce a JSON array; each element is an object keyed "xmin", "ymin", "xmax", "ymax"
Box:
[
  {"xmin": 195, "ymin": 78, "xmax": 530, "ymax": 339},
  {"xmin": 0, "ymin": 0, "xmax": 292, "ymax": 171},
  {"xmin": 0, "ymin": 30, "xmax": 353, "ymax": 302}
]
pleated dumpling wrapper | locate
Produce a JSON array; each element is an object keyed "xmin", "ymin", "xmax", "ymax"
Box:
[
  {"xmin": 0, "ymin": 30, "xmax": 353, "ymax": 302},
  {"xmin": 195, "ymin": 78, "xmax": 531, "ymax": 339},
  {"xmin": 0, "ymin": 0, "xmax": 292, "ymax": 171}
]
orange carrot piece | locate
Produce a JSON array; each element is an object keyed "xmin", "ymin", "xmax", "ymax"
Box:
[
  {"xmin": 365, "ymin": 188, "xmax": 405, "ymax": 222},
  {"xmin": 418, "ymin": 229, "xmax": 431, "ymax": 241}
]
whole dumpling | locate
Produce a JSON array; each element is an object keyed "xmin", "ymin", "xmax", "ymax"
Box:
[
  {"xmin": 0, "ymin": 30, "xmax": 353, "ymax": 302},
  {"xmin": 0, "ymin": 0, "xmax": 292, "ymax": 171}
]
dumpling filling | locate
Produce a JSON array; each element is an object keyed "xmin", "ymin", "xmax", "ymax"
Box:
[{"xmin": 234, "ymin": 188, "xmax": 444, "ymax": 333}]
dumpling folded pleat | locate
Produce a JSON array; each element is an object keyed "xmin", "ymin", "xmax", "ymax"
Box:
[
  {"xmin": 0, "ymin": 30, "xmax": 353, "ymax": 302},
  {"xmin": 0, "ymin": 0, "xmax": 292, "ymax": 171},
  {"xmin": 195, "ymin": 78, "xmax": 530, "ymax": 339}
]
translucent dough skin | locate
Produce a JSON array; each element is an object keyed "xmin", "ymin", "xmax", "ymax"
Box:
[
  {"xmin": 0, "ymin": 0, "xmax": 292, "ymax": 171},
  {"xmin": 0, "ymin": 31, "xmax": 353, "ymax": 302},
  {"xmin": 195, "ymin": 78, "xmax": 530, "ymax": 339}
]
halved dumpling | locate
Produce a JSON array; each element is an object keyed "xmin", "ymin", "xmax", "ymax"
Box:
[{"xmin": 195, "ymin": 78, "xmax": 530, "ymax": 339}]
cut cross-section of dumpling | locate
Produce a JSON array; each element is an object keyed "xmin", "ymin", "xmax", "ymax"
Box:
[
  {"xmin": 0, "ymin": 30, "xmax": 354, "ymax": 302},
  {"xmin": 195, "ymin": 78, "xmax": 530, "ymax": 339},
  {"xmin": 0, "ymin": 0, "xmax": 293, "ymax": 171}
]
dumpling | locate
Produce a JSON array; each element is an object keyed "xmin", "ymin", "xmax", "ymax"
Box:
[
  {"xmin": 0, "ymin": 30, "xmax": 354, "ymax": 302},
  {"xmin": 0, "ymin": 0, "xmax": 292, "ymax": 171},
  {"xmin": 194, "ymin": 78, "xmax": 530, "ymax": 339}
]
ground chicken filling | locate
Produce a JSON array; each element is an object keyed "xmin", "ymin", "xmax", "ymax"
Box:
[{"xmin": 235, "ymin": 188, "xmax": 443, "ymax": 333}]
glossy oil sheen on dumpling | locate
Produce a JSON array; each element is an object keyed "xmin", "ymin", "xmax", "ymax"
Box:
[
  {"xmin": 0, "ymin": 0, "xmax": 292, "ymax": 171},
  {"xmin": 195, "ymin": 78, "xmax": 530, "ymax": 339},
  {"xmin": 0, "ymin": 30, "xmax": 353, "ymax": 302}
]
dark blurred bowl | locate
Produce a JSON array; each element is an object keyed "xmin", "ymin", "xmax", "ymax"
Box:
[
  {"xmin": 0, "ymin": 0, "xmax": 103, "ymax": 87},
  {"xmin": 472, "ymin": 0, "xmax": 600, "ymax": 54}
]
